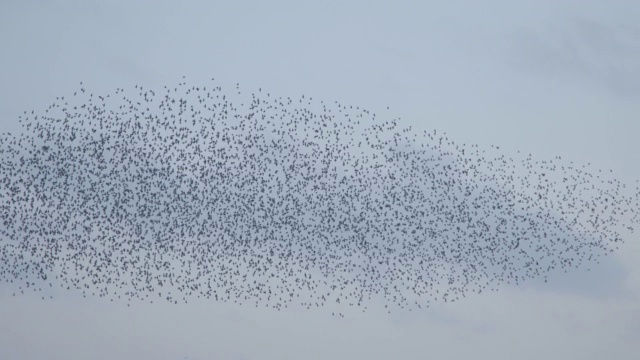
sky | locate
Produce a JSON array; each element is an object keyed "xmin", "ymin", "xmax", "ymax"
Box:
[{"xmin": 1, "ymin": 1, "xmax": 639, "ymax": 359}]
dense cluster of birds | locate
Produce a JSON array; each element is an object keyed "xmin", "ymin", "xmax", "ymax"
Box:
[{"xmin": 1, "ymin": 78, "xmax": 638, "ymax": 314}]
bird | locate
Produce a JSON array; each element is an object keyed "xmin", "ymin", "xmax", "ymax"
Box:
[{"xmin": 0, "ymin": 77, "xmax": 637, "ymax": 315}]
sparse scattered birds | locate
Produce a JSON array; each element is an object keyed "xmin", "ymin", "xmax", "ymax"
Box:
[{"xmin": 0, "ymin": 78, "xmax": 638, "ymax": 314}]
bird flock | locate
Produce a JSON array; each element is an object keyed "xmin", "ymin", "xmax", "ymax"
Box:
[{"xmin": 1, "ymin": 78, "xmax": 638, "ymax": 314}]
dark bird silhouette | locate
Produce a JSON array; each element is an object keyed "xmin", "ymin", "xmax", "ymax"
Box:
[{"xmin": 0, "ymin": 78, "xmax": 638, "ymax": 314}]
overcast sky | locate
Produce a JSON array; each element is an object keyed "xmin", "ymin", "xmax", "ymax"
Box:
[{"xmin": 1, "ymin": 1, "xmax": 639, "ymax": 360}]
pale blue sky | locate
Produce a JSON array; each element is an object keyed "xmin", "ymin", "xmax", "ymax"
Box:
[{"xmin": 1, "ymin": 1, "xmax": 639, "ymax": 359}]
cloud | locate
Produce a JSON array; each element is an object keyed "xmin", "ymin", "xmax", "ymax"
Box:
[
  {"xmin": 519, "ymin": 251, "xmax": 633, "ymax": 300},
  {"xmin": 507, "ymin": 17, "xmax": 640, "ymax": 97}
]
